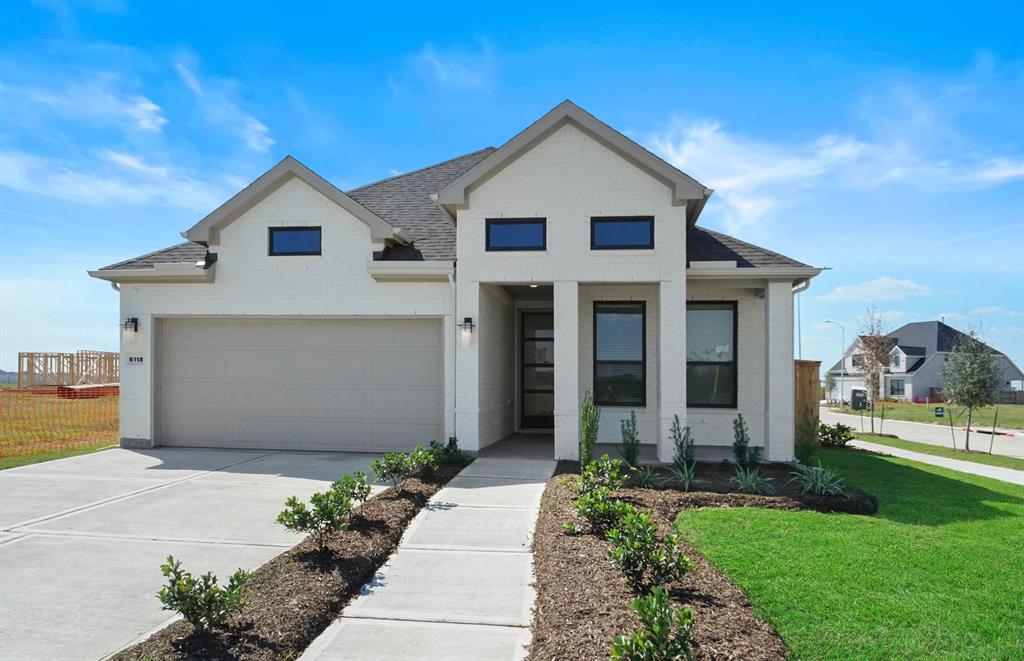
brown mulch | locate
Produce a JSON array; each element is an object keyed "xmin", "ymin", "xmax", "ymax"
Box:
[
  {"xmin": 528, "ymin": 459, "xmax": 879, "ymax": 660},
  {"xmin": 113, "ymin": 464, "xmax": 465, "ymax": 661}
]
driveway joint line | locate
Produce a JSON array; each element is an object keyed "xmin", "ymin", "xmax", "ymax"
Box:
[{"xmin": 8, "ymin": 528, "xmax": 296, "ymax": 548}]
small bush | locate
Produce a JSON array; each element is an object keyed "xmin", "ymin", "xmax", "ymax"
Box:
[
  {"xmin": 573, "ymin": 487, "xmax": 635, "ymax": 534},
  {"xmin": 632, "ymin": 466, "xmax": 665, "ymax": 489},
  {"xmin": 562, "ymin": 520, "xmax": 584, "ymax": 535},
  {"xmin": 332, "ymin": 471, "xmax": 371, "ymax": 503},
  {"xmin": 157, "ymin": 556, "xmax": 250, "ymax": 632},
  {"xmin": 620, "ymin": 411, "xmax": 641, "ymax": 467},
  {"xmin": 819, "ymin": 422, "xmax": 855, "ymax": 448},
  {"xmin": 575, "ymin": 454, "xmax": 628, "ymax": 497},
  {"xmin": 430, "ymin": 437, "xmax": 468, "ymax": 466},
  {"xmin": 668, "ymin": 462, "xmax": 701, "ymax": 492},
  {"xmin": 795, "ymin": 415, "xmax": 820, "ymax": 463},
  {"xmin": 789, "ymin": 461, "xmax": 847, "ymax": 496},
  {"xmin": 579, "ymin": 390, "xmax": 600, "ymax": 464},
  {"xmin": 670, "ymin": 415, "xmax": 695, "ymax": 469},
  {"xmin": 610, "ymin": 587, "xmax": 696, "ymax": 661},
  {"xmin": 606, "ymin": 509, "xmax": 693, "ymax": 593},
  {"xmin": 409, "ymin": 445, "xmax": 439, "ymax": 478},
  {"xmin": 371, "ymin": 452, "xmax": 413, "ymax": 488},
  {"xmin": 731, "ymin": 413, "xmax": 763, "ymax": 470},
  {"xmin": 277, "ymin": 488, "xmax": 354, "ymax": 551},
  {"xmin": 729, "ymin": 466, "xmax": 776, "ymax": 494}
]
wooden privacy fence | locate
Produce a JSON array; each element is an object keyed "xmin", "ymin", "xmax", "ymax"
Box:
[
  {"xmin": 18, "ymin": 350, "xmax": 119, "ymax": 388},
  {"xmin": 795, "ymin": 359, "xmax": 821, "ymax": 439}
]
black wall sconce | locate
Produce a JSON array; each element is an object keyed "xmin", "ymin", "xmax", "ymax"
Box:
[
  {"xmin": 456, "ymin": 316, "xmax": 475, "ymax": 332},
  {"xmin": 123, "ymin": 317, "xmax": 139, "ymax": 332}
]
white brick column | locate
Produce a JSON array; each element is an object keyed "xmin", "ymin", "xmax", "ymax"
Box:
[
  {"xmin": 455, "ymin": 280, "xmax": 481, "ymax": 453},
  {"xmin": 764, "ymin": 280, "xmax": 795, "ymax": 461},
  {"xmin": 658, "ymin": 279, "xmax": 686, "ymax": 463},
  {"xmin": 119, "ymin": 310, "xmax": 155, "ymax": 448},
  {"xmin": 553, "ymin": 280, "xmax": 580, "ymax": 461}
]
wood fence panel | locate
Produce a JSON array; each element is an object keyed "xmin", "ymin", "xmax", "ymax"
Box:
[{"xmin": 794, "ymin": 359, "xmax": 821, "ymax": 440}]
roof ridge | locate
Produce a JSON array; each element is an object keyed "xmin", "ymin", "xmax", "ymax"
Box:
[
  {"xmin": 100, "ymin": 241, "xmax": 201, "ymax": 271},
  {"xmin": 347, "ymin": 146, "xmax": 497, "ymax": 193}
]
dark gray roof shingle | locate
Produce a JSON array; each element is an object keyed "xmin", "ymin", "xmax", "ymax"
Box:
[
  {"xmin": 686, "ymin": 227, "xmax": 810, "ymax": 268},
  {"xmin": 826, "ymin": 321, "xmax": 1003, "ymax": 373},
  {"xmin": 99, "ymin": 242, "xmax": 208, "ymax": 271}
]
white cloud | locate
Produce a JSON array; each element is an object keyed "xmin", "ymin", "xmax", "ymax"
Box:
[
  {"xmin": 817, "ymin": 277, "xmax": 932, "ymax": 303},
  {"xmin": 174, "ymin": 57, "xmax": 274, "ymax": 153},
  {"xmin": 0, "ymin": 77, "xmax": 166, "ymax": 132},
  {"xmin": 412, "ymin": 38, "xmax": 498, "ymax": 90}
]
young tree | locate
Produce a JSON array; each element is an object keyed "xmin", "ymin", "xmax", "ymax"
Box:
[
  {"xmin": 824, "ymin": 372, "xmax": 838, "ymax": 404},
  {"xmin": 941, "ymin": 331, "xmax": 1001, "ymax": 451},
  {"xmin": 858, "ymin": 306, "xmax": 892, "ymax": 433}
]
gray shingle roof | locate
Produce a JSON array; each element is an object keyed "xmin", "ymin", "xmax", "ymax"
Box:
[
  {"xmin": 99, "ymin": 242, "xmax": 208, "ymax": 271},
  {"xmin": 826, "ymin": 321, "xmax": 1003, "ymax": 373},
  {"xmin": 686, "ymin": 227, "xmax": 810, "ymax": 268}
]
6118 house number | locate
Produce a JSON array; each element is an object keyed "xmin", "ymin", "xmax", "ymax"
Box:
[{"xmin": 127, "ymin": 354, "xmax": 144, "ymax": 365}]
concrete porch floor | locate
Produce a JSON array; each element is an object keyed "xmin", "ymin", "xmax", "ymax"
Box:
[{"xmin": 479, "ymin": 433, "xmax": 554, "ymax": 460}]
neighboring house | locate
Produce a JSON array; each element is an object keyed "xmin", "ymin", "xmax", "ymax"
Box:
[
  {"xmin": 89, "ymin": 101, "xmax": 821, "ymax": 462},
  {"xmin": 826, "ymin": 320, "xmax": 1024, "ymax": 403}
]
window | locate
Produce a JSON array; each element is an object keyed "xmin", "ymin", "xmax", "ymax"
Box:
[
  {"xmin": 485, "ymin": 218, "xmax": 546, "ymax": 251},
  {"xmin": 594, "ymin": 302, "xmax": 645, "ymax": 406},
  {"xmin": 890, "ymin": 379, "xmax": 905, "ymax": 396},
  {"xmin": 590, "ymin": 216, "xmax": 654, "ymax": 250},
  {"xmin": 892, "ymin": 354, "xmax": 901, "ymax": 368},
  {"xmin": 687, "ymin": 302, "xmax": 737, "ymax": 408},
  {"xmin": 269, "ymin": 227, "xmax": 321, "ymax": 256},
  {"xmin": 852, "ymin": 353, "xmax": 864, "ymax": 367}
]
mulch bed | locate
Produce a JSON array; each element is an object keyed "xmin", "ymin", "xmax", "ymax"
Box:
[
  {"xmin": 113, "ymin": 463, "xmax": 465, "ymax": 661},
  {"xmin": 528, "ymin": 461, "xmax": 879, "ymax": 660}
]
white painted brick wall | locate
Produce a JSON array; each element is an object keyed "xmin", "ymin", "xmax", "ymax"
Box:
[{"xmin": 478, "ymin": 284, "xmax": 515, "ymax": 447}]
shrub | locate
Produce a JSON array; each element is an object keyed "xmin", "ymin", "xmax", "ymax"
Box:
[
  {"xmin": 632, "ymin": 466, "xmax": 665, "ymax": 489},
  {"xmin": 668, "ymin": 462, "xmax": 700, "ymax": 492},
  {"xmin": 819, "ymin": 422, "xmax": 855, "ymax": 448},
  {"xmin": 277, "ymin": 488, "xmax": 354, "ymax": 551},
  {"xmin": 575, "ymin": 454, "xmax": 628, "ymax": 497},
  {"xmin": 606, "ymin": 509, "xmax": 693, "ymax": 593},
  {"xmin": 610, "ymin": 587, "xmax": 696, "ymax": 661},
  {"xmin": 409, "ymin": 445, "xmax": 439, "ymax": 478},
  {"xmin": 579, "ymin": 390, "xmax": 600, "ymax": 464},
  {"xmin": 430, "ymin": 436, "xmax": 468, "ymax": 466},
  {"xmin": 794, "ymin": 415, "xmax": 820, "ymax": 463},
  {"xmin": 562, "ymin": 520, "xmax": 584, "ymax": 535},
  {"xmin": 573, "ymin": 487, "xmax": 635, "ymax": 534},
  {"xmin": 670, "ymin": 415, "xmax": 695, "ymax": 469},
  {"xmin": 371, "ymin": 452, "xmax": 413, "ymax": 488},
  {"xmin": 332, "ymin": 471, "xmax": 371, "ymax": 503},
  {"xmin": 157, "ymin": 556, "xmax": 250, "ymax": 632},
  {"xmin": 729, "ymin": 466, "xmax": 776, "ymax": 494},
  {"xmin": 789, "ymin": 461, "xmax": 847, "ymax": 496},
  {"xmin": 731, "ymin": 413, "xmax": 762, "ymax": 469},
  {"xmin": 620, "ymin": 411, "xmax": 641, "ymax": 467}
]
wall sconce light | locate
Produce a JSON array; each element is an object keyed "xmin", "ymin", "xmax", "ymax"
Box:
[
  {"xmin": 457, "ymin": 316, "xmax": 474, "ymax": 347},
  {"xmin": 122, "ymin": 317, "xmax": 139, "ymax": 332}
]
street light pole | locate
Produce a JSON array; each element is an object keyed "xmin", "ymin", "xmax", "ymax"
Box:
[{"xmin": 825, "ymin": 320, "xmax": 846, "ymax": 406}]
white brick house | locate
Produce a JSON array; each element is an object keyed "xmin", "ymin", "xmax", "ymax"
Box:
[{"xmin": 90, "ymin": 101, "xmax": 822, "ymax": 462}]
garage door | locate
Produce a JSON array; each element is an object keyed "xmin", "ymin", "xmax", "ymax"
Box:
[{"xmin": 157, "ymin": 318, "xmax": 443, "ymax": 451}]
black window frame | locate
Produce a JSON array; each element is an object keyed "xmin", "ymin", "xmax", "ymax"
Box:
[
  {"xmin": 590, "ymin": 216, "xmax": 655, "ymax": 250},
  {"xmin": 890, "ymin": 379, "xmax": 905, "ymax": 396},
  {"xmin": 686, "ymin": 301, "xmax": 738, "ymax": 409},
  {"xmin": 268, "ymin": 226, "xmax": 322, "ymax": 256},
  {"xmin": 593, "ymin": 301, "xmax": 647, "ymax": 407},
  {"xmin": 485, "ymin": 218, "xmax": 547, "ymax": 252}
]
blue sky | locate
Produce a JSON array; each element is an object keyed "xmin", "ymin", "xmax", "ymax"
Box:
[{"xmin": 1, "ymin": 0, "xmax": 1022, "ymax": 375}]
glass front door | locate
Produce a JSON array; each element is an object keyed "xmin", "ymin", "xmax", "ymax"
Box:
[{"xmin": 521, "ymin": 311, "xmax": 554, "ymax": 429}]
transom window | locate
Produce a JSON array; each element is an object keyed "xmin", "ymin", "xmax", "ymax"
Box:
[
  {"xmin": 269, "ymin": 227, "xmax": 321, "ymax": 256},
  {"xmin": 687, "ymin": 302, "xmax": 737, "ymax": 408},
  {"xmin": 590, "ymin": 216, "xmax": 654, "ymax": 250},
  {"xmin": 593, "ymin": 302, "xmax": 646, "ymax": 406},
  {"xmin": 485, "ymin": 218, "xmax": 546, "ymax": 251}
]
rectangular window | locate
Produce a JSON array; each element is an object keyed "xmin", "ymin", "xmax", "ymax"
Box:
[
  {"xmin": 594, "ymin": 302, "xmax": 646, "ymax": 406},
  {"xmin": 269, "ymin": 227, "xmax": 321, "ymax": 256},
  {"xmin": 687, "ymin": 302, "xmax": 737, "ymax": 408},
  {"xmin": 590, "ymin": 216, "xmax": 654, "ymax": 250},
  {"xmin": 852, "ymin": 354, "xmax": 864, "ymax": 367},
  {"xmin": 890, "ymin": 379, "xmax": 905, "ymax": 396},
  {"xmin": 485, "ymin": 218, "xmax": 546, "ymax": 251},
  {"xmin": 892, "ymin": 354, "xmax": 901, "ymax": 368}
]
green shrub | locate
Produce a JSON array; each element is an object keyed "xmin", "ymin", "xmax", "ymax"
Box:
[
  {"xmin": 157, "ymin": 556, "xmax": 250, "ymax": 632},
  {"xmin": 562, "ymin": 520, "xmax": 584, "ymax": 535},
  {"xmin": 620, "ymin": 411, "xmax": 641, "ymax": 467},
  {"xmin": 606, "ymin": 509, "xmax": 693, "ymax": 593},
  {"xmin": 332, "ymin": 471, "xmax": 371, "ymax": 503},
  {"xmin": 731, "ymin": 413, "xmax": 763, "ymax": 469},
  {"xmin": 794, "ymin": 415, "xmax": 820, "ymax": 463},
  {"xmin": 575, "ymin": 454, "xmax": 628, "ymax": 497},
  {"xmin": 668, "ymin": 462, "xmax": 701, "ymax": 492},
  {"xmin": 573, "ymin": 487, "xmax": 635, "ymax": 534},
  {"xmin": 728, "ymin": 466, "xmax": 776, "ymax": 494},
  {"xmin": 789, "ymin": 461, "xmax": 847, "ymax": 496},
  {"xmin": 579, "ymin": 390, "xmax": 600, "ymax": 464},
  {"xmin": 409, "ymin": 445, "xmax": 439, "ymax": 478},
  {"xmin": 371, "ymin": 452, "xmax": 413, "ymax": 488},
  {"xmin": 276, "ymin": 488, "xmax": 354, "ymax": 551},
  {"xmin": 632, "ymin": 466, "xmax": 665, "ymax": 489},
  {"xmin": 819, "ymin": 422, "xmax": 855, "ymax": 448},
  {"xmin": 610, "ymin": 587, "xmax": 696, "ymax": 661},
  {"xmin": 430, "ymin": 436, "xmax": 468, "ymax": 466},
  {"xmin": 670, "ymin": 415, "xmax": 695, "ymax": 469}
]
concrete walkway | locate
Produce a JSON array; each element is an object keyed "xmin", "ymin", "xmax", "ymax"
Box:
[
  {"xmin": 850, "ymin": 439, "xmax": 1024, "ymax": 485},
  {"xmin": 823, "ymin": 409, "xmax": 1024, "ymax": 459},
  {"xmin": 301, "ymin": 454, "xmax": 557, "ymax": 661}
]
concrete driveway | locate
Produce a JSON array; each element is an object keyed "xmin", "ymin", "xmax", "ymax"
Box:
[{"xmin": 0, "ymin": 447, "xmax": 383, "ymax": 661}]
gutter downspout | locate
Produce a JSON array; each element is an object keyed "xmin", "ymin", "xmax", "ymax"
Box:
[
  {"xmin": 109, "ymin": 281, "xmax": 120, "ymax": 292},
  {"xmin": 448, "ymin": 264, "xmax": 458, "ymax": 443}
]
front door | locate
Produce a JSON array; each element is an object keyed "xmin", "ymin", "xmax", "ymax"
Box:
[{"xmin": 521, "ymin": 311, "xmax": 554, "ymax": 429}]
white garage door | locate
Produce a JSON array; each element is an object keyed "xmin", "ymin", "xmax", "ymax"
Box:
[{"xmin": 157, "ymin": 318, "xmax": 444, "ymax": 451}]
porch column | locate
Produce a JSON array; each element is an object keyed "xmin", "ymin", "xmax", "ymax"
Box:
[
  {"xmin": 553, "ymin": 280, "xmax": 580, "ymax": 461},
  {"xmin": 455, "ymin": 280, "xmax": 480, "ymax": 453},
  {"xmin": 658, "ymin": 279, "xmax": 686, "ymax": 463},
  {"xmin": 764, "ymin": 280, "xmax": 795, "ymax": 461}
]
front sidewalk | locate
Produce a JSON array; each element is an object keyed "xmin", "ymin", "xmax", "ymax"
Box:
[
  {"xmin": 300, "ymin": 454, "xmax": 556, "ymax": 661},
  {"xmin": 849, "ymin": 439, "xmax": 1024, "ymax": 485}
]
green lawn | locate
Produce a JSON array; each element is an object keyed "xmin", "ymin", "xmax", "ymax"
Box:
[
  {"xmin": 675, "ymin": 449, "xmax": 1024, "ymax": 660},
  {"xmin": 854, "ymin": 433, "xmax": 1024, "ymax": 471},
  {"xmin": 833, "ymin": 401, "xmax": 1024, "ymax": 429}
]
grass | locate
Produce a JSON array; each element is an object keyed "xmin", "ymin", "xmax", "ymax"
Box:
[
  {"xmin": 0, "ymin": 389, "xmax": 118, "ymax": 469},
  {"xmin": 833, "ymin": 401, "xmax": 1024, "ymax": 429},
  {"xmin": 675, "ymin": 448, "xmax": 1024, "ymax": 660},
  {"xmin": 853, "ymin": 433, "xmax": 1024, "ymax": 471}
]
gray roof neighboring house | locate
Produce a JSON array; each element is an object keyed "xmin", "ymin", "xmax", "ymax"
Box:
[{"xmin": 827, "ymin": 321, "xmax": 1006, "ymax": 373}]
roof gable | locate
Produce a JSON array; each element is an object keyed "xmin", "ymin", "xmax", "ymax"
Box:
[
  {"xmin": 436, "ymin": 100, "xmax": 712, "ymax": 225},
  {"xmin": 184, "ymin": 156, "xmax": 402, "ymax": 245}
]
